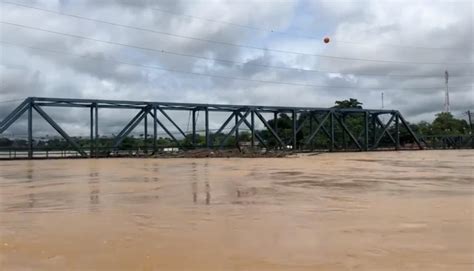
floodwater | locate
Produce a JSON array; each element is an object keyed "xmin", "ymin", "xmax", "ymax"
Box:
[{"xmin": 0, "ymin": 150, "xmax": 473, "ymax": 271}]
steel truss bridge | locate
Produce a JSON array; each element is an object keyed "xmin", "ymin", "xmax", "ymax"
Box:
[
  {"xmin": 0, "ymin": 97, "xmax": 423, "ymax": 159},
  {"xmin": 420, "ymin": 134, "xmax": 473, "ymax": 149}
]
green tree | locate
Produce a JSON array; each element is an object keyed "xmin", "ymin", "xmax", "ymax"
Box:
[
  {"xmin": 431, "ymin": 112, "xmax": 469, "ymax": 135},
  {"xmin": 333, "ymin": 98, "xmax": 363, "ymax": 109},
  {"xmin": 415, "ymin": 121, "xmax": 432, "ymax": 135}
]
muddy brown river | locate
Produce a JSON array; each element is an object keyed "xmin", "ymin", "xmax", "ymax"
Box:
[{"xmin": 0, "ymin": 150, "xmax": 473, "ymax": 270}]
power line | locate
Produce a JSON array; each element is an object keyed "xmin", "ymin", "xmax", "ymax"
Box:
[
  {"xmin": 148, "ymin": 6, "xmax": 468, "ymax": 52},
  {"xmin": 3, "ymin": 21, "xmax": 472, "ymax": 82},
  {"xmin": 1, "ymin": 1, "xmax": 472, "ymax": 66},
  {"xmin": 5, "ymin": 0, "xmax": 460, "ymax": 51},
  {"xmin": 0, "ymin": 98, "xmax": 24, "ymax": 104},
  {"xmin": 1, "ymin": 40, "xmax": 472, "ymax": 91},
  {"xmin": 1, "ymin": 22, "xmax": 471, "ymax": 80}
]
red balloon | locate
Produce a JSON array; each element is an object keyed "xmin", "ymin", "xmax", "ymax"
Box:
[{"xmin": 324, "ymin": 37, "xmax": 330, "ymax": 43}]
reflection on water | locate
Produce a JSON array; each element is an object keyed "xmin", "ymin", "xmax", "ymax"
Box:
[
  {"xmin": 192, "ymin": 181, "xmax": 197, "ymax": 203},
  {"xmin": 0, "ymin": 152, "xmax": 472, "ymax": 215},
  {"xmin": 89, "ymin": 167, "xmax": 100, "ymax": 212},
  {"xmin": 0, "ymin": 150, "xmax": 473, "ymax": 270},
  {"xmin": 26, "ymin": 162, "xmax": 34, "ymax": 182},
  {"xmin": 27, "ymin": 193, "xmax": 36, "ymax": 209},
  {"xmin": 205, "ymin": 181, "xmax": 211, "ymax": 205},
  {"xmin": 1, "ymin": 152, "xmax": 472, "ymax": 215},
  {"xmin": 90, "ymin": 188, "xmax": 100, "ymax": 205}
]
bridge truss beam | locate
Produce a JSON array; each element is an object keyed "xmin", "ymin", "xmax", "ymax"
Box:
[{"xmin": 0, "ymin": 97, "xmax": 423, "ymax": 159}]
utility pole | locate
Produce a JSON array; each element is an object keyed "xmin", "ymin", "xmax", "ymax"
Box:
[{"xmin": 444, "ymin": 70, "xmax": 450, "ymax": 112}]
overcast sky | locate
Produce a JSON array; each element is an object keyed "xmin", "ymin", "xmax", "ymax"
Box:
[{"xmin": 0, "ymin": 0, "xmax": 473, "ymax": 137}]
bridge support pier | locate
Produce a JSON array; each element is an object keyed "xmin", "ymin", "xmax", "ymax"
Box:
[
  {"xmin": 94, "ymin": 105, "xmax": 98, "ymax": 157},
  {"xmin": 144, "ymin": 108, "xmax": 148, "ymax": 154},
  {"xmin": 90, "ymin": 105, "xmax": 94, "ymax": 157},
  {"xmin": 251, "ymin": 110, "xmax": 255, "ymax": 148},
  {"xmin": 395, "ymin": 113, "xmax": 400, "ymax": 150},
  {"xmin": 28, "ymin": 100, "xmax": 33, "ymax": 159},
  {"xmin": 234, "ymin": 112, "xmax": 239, "ymax": 146},
  {"xmin": 192, "ymin": 109, "xmax": 197, "ymax": 148},
  {"xmin": 153, "ymin": 106, "xmax": 157, "ymax": 153},
  {"xmin": 292, "ymin": 110, "xmax": 297, "ymax": 151},
  {"xmin": 205, "ymin": 107, "xmax": 209, "ymax": 148},
  {"xmin": 364, "ymin": 112, "xmax": 369, "ymax": 151}
]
